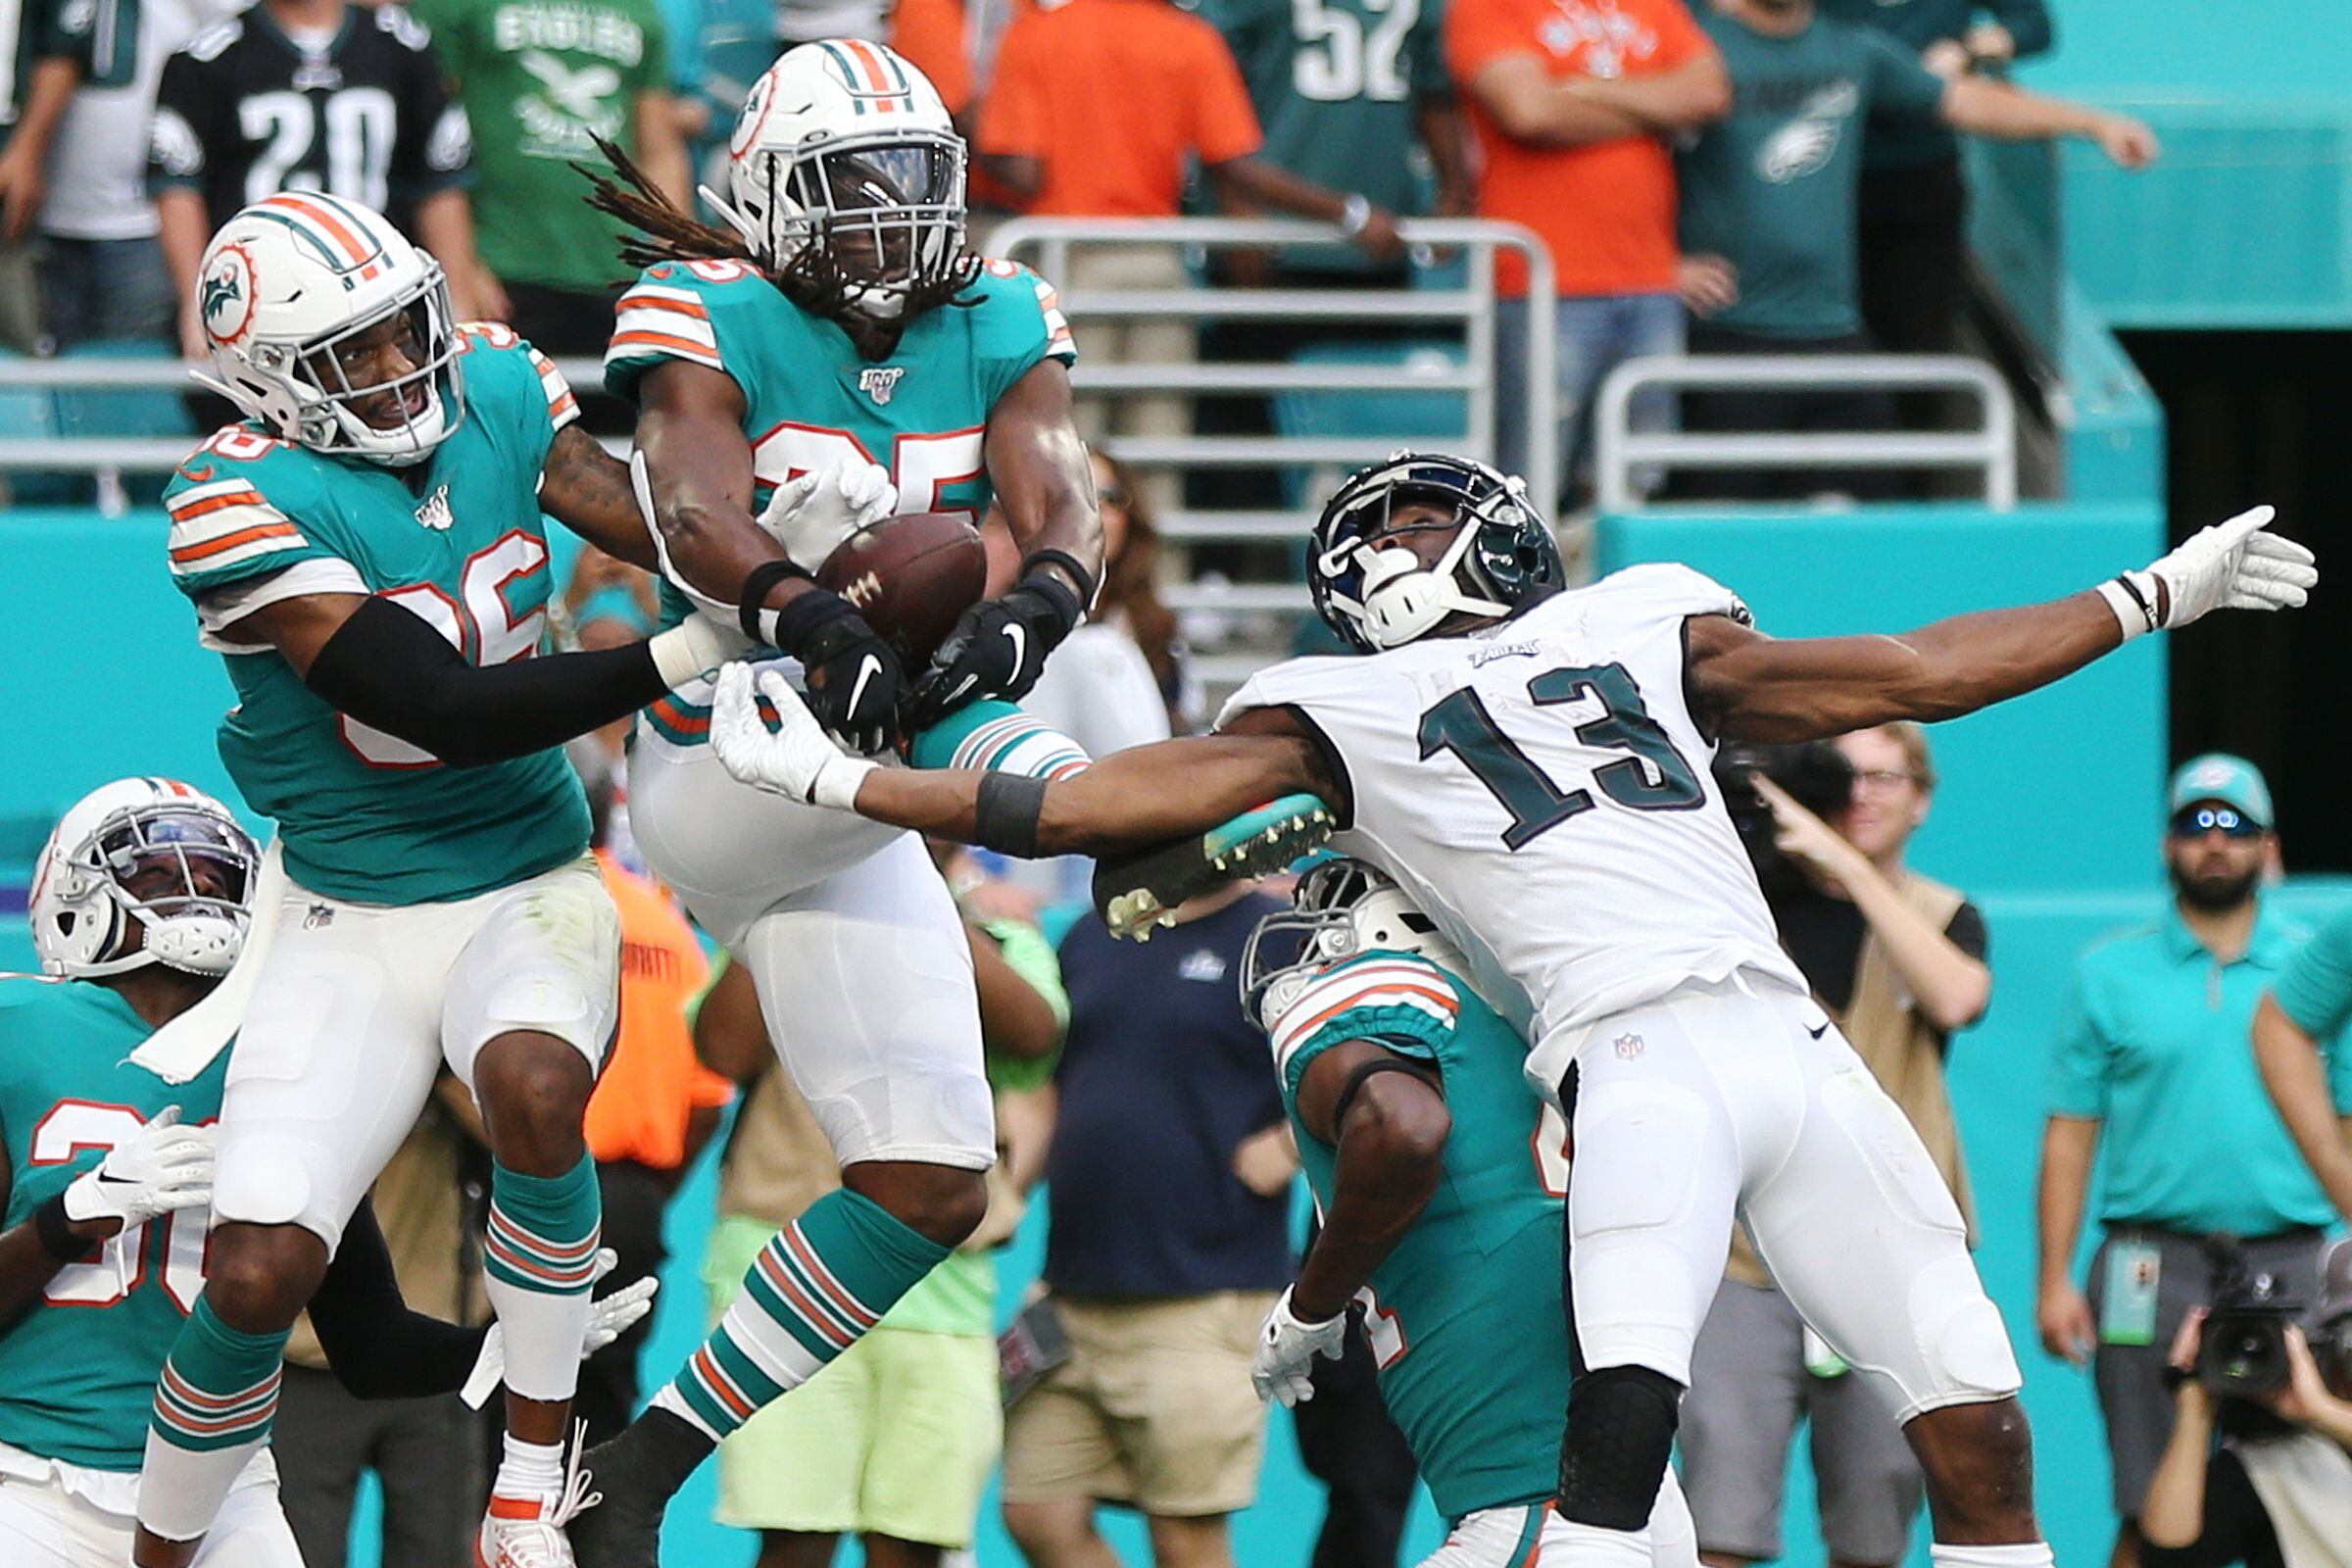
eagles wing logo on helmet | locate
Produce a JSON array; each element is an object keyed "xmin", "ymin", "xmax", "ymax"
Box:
[{"xmin": 201, "ymin": 243, "xmax": 259, "ymax": 347}]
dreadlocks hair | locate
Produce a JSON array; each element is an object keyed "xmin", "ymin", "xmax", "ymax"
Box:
[{"xmin": 579, "ymin": 134, "xmax": 985, "ymax": 363}]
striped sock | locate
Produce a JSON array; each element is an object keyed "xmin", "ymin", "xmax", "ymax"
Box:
[
  {"xmin": 907, "ymin": 699, "xmax": 1092, "ymax": 780},
  {"xmin": 482, "ymin": 1154, "xmax": 602, "ymax": 1407},
  {"xmin": 654, "ymin": 1189, "xmax": 949, "ymax": 1442},
  {"xmin": 138, "ymin": 1298, "xmax": 288, "ymax": 1542}
]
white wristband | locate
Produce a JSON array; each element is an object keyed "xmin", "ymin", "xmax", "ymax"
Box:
[
  {"xmin": 2096, "ymin": 570, "xmax": 2161, "ymax": 642},
  {"xmin": 648, "ymin": 619, "xmax": 730, "ymax": 688},
  {"xmin": 810, "ymin": 756, "xmax": 877, "ymax": 810}
]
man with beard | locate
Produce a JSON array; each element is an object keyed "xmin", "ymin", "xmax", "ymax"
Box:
[{"xmin": 2037, "ymin": 755, "xmax": 2335, "ymax": 1568}]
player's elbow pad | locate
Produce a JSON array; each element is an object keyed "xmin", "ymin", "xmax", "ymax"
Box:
[{"xmin": 307, "ymin": 596, "xmax": 666, "ymax": 768}]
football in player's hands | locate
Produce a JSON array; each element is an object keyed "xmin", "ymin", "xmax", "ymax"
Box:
[{"xmin": 815, "ymin": 512, "xmax": 989, "ymax": 667}]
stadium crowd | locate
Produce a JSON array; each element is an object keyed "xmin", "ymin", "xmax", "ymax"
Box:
[
  {"xmin": 0, "ymin": 1, "xmax": 2345, "ymax": 1568},
  {"xmin": 0, "ymin": 0, "xmax": 2157, "ymax": 508}
]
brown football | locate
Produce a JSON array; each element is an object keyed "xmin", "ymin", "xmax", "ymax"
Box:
[{"xmin": 815, "ymin": 511, "xmax": 989, "ymax": 666}]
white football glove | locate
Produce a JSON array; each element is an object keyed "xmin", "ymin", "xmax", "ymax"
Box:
[
  {"xmin": 2101, "ymin": 505, "xmax": 2317, "ymax": 640},
  {"xmin": 461, "ymin": 1249, "xmax": 661, "ymax": 1409},
  {"xmin": 63, "ymin": 1107, "xmax": 214, "ymax": 1231},
  {"xmin": 758, "ymin": 460, "xmax": 899, "ymax": 571},
  {"xmin": 710, "ymin": 662, "xmax": 877, "ymax": 809},
  {"xmin": 1250, "ymin": 1286, "xmax": 1348, "ymax": 1408}
]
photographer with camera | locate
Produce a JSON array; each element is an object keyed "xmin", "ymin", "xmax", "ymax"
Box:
[
  {"xmin": 1681, "ymin": 723, "xmax": 1989, "ymax": 1568},
  {"xmin": 2039, "ymin": 757, "xmax": 2336, "ymax": 1568},
  {"xmin": 2140, "ymin": 1238, "xmax": 2352, "ymax": 1568}
]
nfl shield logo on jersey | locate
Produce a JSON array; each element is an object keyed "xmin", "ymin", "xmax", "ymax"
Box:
[
  {"xmin": 1611, "ymin": 1032, "xmax": 1645, "ymax": 1059},
  {"xmin": 415, "ymin": 485, "xmax": 454, "ymax": 531},
  {"xmin": 858, "ymin": 367, "xmax": 906, "ymax": 406}
]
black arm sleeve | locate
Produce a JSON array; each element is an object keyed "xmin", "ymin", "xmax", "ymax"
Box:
[
  {"xmin": 306, "ymin": 595, "xmax": 665, "ymax": 768},
  {"xmin": 307, "ymin": 1198, "xmax": 490, "ymax": 1402}
]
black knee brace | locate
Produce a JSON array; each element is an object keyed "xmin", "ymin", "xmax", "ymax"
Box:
[{"xmin": 1556, "ymin": 1364, "xmax": 1684, "ymax": 1532}]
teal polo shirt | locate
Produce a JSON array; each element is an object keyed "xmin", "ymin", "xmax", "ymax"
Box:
[{"xmin": 2048, "ymin": 899, "xmax": 2336, "ymax": 1237}]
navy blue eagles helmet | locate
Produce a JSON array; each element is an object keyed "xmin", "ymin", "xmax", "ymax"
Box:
[{"xmin": 1307, "ymin": 452, "xmax": 1564, "ymax": 653}]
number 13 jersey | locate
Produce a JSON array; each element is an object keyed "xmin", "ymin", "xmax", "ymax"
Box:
[{"xmin": 1222, "ymin": 563, "xmax": 1804, "ymax": 1045}]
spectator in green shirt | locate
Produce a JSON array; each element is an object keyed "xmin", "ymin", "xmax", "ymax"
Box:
[
  {"xmin": 1674, "ymin": 0, "xmax": 2152, "ymax": 501},
  {"xmin": 414, "ymin": 0, "xmax": 692, "ymax": 358},
  {"xmin": 2036, "ymin": 755, "xmax": 2337, "ymax": 1568},
  {"xmin": 2255, "ymin": 901, "xmax": 2352, "ymax": 1229},
  {"xmin": 1818, "ymin": 0, "xmax": 2053, "ymax": 363}
]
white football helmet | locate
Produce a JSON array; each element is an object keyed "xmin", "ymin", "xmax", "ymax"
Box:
[
  {"xmin": 192, "ymin": 189, "xmax": 466, "ymax": 467},
  {"xmin": 30, "ymin": 779, "xmax": 260, "ymax": 980},
  {"xmin": 1241, "ymin": 858, "xmax": 1467, "ymax": 1026},
  {"xmin": 713, "ymin": 39, "xmax": 967, "ymax": 320}
]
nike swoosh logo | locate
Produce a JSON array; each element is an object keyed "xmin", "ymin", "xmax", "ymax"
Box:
[
  {"xmin": 1003, "ymin": 622, "xmax": 1028, "ymax": 674},
  {"xmin": 1807, "ymin": 1021, "xmax": 1831, "ymax": 1040},
  {"xmin": 846, "ymin": 655, "xmax": 882, "ymax": 720}
]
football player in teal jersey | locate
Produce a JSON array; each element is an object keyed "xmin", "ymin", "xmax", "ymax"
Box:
[
  {"xmin": 4, "ymin": 778, "xmax": 657, "ymax": 1568},
  {"xmin": 567, "ymin": 41, "xmax": 1316, "ymax": 1560},
  {"xmin": 1243, "ymin": 858, "xmax": 1697, "ymax": 1567},
  {"xmin": 136, "ymin": 187, "xmax": 870, "ymax": 1568}
]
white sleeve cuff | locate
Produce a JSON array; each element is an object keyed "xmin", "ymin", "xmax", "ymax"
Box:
[{"xmin": 196, "ymin": 557, "xmax": 369, "ymax": 650}]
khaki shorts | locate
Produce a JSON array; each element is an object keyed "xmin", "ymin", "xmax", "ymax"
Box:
[{"xmin": 1001, "ymin": 1292, "xmax": 1277, "ymax": 1518}]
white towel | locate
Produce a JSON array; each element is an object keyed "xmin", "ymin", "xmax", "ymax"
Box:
[{"xmin": 2237, "ymin": 1430, "xmax": 2352, "ymax": 1568}]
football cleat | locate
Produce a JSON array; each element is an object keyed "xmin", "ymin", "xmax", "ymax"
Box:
[
  {"xmin": 564, "ymin": 1410, "xmax": 710, "ymax": 1568},
  {"xmin": 1093, "ymin": 794, "xmax": 1338, "ymax": 940},
  {"xmin": 474, "ymin": 1436, "xmax": 598, "ymax": 1568}
]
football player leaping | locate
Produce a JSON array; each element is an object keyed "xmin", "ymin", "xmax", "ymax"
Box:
[
  {"xmin": 135, "ymin": 189, "xmax": 874, "ymax": 1568},
  {"xmin": 710, "ymin": 452, "xmax": 2316, "ymax": 1568},
  {"xmin": 1, "ymin": 779, "xmax": 655, "ymax": 1568},
  {"xmin": 1245, "ymin": 858, "xmax": 1697, "ymax": 1567},
  {"xmin": 564, "ymin": 42, "xmax": 1334, "ymax": 1560}
]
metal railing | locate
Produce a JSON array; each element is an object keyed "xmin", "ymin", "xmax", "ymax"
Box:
[
  {"xmin": 1591, "ymin": 354, "xmax": 2019, "ymax": 514},
  {"xmin": 991, "ymin": 214, "xmax": 1556, "ymax": 540},
  {"xmin": 0, "ymin": 356, "xmax": 623, "ymax": 514}
]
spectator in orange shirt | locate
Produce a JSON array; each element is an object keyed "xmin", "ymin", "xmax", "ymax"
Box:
[
  {"xmin": 578, "ymin": 772, "xmax": 734, "ymax": 1441},
  {"xmin": 1446, "ymin": 0, "xmax": 1730, "ymax": 504},
  {"xmin": 891, "ymin": 0, "xmax": 974, "ymax": 124},
  {"xmin": 978, "ymin": 0, "xmax": 1403, "ymax": 509}
]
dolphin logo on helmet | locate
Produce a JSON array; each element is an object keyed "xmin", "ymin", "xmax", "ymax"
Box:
[{"xmin": 190, "ymin": 190, "xmax": 467, "ymax": 467}]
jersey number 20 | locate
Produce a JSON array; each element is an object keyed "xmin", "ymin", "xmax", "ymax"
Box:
[
  {"xmin": 29, "ymin": 1102, "xmax": 207, "ymax": 1311},
  {"xmin": 1419, "ymin": 662, "xmax": 1702, "ymax": 850}
]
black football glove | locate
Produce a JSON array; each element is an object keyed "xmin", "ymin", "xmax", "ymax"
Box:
[
  {"xmin": 773, "ymin": 590, "xmax": 905, "ymax": 756},
  {"xmin": 904, "ymin": 568, "xmax": 1085, "ymax": 731}
]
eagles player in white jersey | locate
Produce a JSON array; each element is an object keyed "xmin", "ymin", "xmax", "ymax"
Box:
[{"xmin": 706, "ymin": 451, "xmax": 2317, "ymax": 1568}]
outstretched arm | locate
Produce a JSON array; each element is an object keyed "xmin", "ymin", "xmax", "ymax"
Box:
[
  {"xmin": 1690, "ymin": 505, "xmax": 2313, "ymax": 741},
  {"xmin": 711, "ymin": 667, "xmax": 1340, "ymax": 857},
  {"xmin": 1688, "ymin": 590, "xmax": 2121, "ymax": 741},
  {"xmin": 221, "ymin": 590, "xmax": 732, "ymax": 767}
]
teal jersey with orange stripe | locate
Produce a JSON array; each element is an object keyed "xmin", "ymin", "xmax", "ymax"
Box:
[
  {"xmin": 163, "ymin": 326, "xmax": 592, "ymax": 905},
  {"xmin": 601, "ymin": 256, "xmax": 1076, "ymax": 745},
  {"xmin": 0, "ymin": 976, "xmax": 230, "ymax": 1471},
  {"xmin": 1268, "ymin": 952, "xmax": 1571, "ymax": 1523}
]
